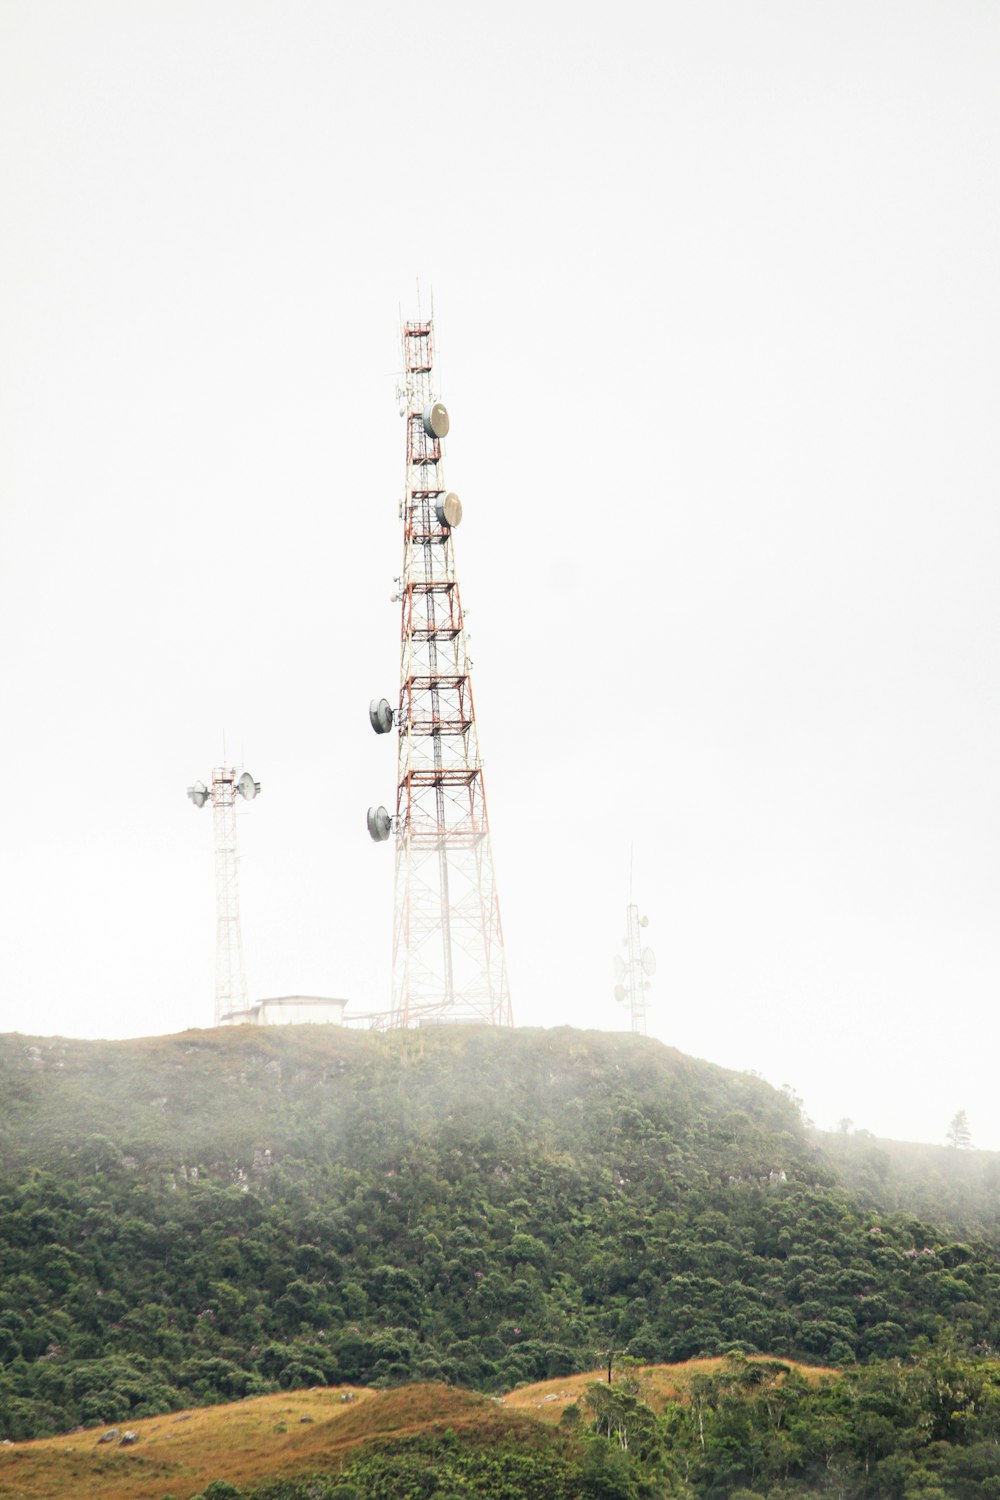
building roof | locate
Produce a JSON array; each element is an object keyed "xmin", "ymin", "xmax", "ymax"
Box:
[{"xmin": 255, "ymin": 995, "xmax": 347, "ymax": 1007}]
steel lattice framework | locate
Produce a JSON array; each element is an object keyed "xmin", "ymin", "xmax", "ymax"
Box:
[
  {"xmin": 378, "ymin": 319, "xmax": 512, "ymax": 1028},
  {"xmin": 614, "ymin": 901, "xmax": 655, "ymax": 1035},
  {"xmin": 188, "ymin": 765, "xmax": 260, "ymax": 1026},
  {"xmin": 211, "ymin": 769, "xmax": 246, "ymax": 1026}
]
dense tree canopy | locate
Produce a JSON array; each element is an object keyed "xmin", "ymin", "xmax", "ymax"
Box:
[{"xmin": 2, "ymin": 1025, "xmax": 1000, "ymax": 1442}]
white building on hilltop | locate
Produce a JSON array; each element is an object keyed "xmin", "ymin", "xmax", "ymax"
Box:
[{"xmin": 226, "ymin": 995, "xmax": 348, "ymax": 1027}]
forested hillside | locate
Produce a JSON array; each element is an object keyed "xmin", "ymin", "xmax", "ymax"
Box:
[
  {"xmin": 1, "ymin": 1024, "xmax": 999, "ymax": 1441},
  {"xmin": 822, "ymin": 1126, "xmax": 1000, "ymax": 1238}
]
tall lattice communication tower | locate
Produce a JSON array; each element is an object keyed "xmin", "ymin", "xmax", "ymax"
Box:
[
  {"xmin": 613, "ymin": 899, "xmax": 655, "ymax": 1035},
  {"xmin": 367, "ymin": 318, "xmax": 512, "ymax": 1028},
  {"xmin": 187, "ymin": 765, "xmax": 261, "ymax": 1026}
]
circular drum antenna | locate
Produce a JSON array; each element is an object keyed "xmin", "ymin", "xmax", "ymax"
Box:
[
  {"xmin": 422, "ymin": 401, "xmax": 450, "ymax": 439},
  {"xmin": 642, "ymin": 948, "xmax": 656, "ymax": 977},
  {"xmin": 187, "ymin": 780, "xmax": 209, "ymax": 809},
  {"xmin": 435, "ymin": 492, "xmax": 463, "ymax": 529},
  {"xmin": 613, "ymin": 983, "xmax": 627, "ymax": 1004},
  {"xmin": 367, "ymin": 805, "xmax": 392, "ymax": 843},
  {"xmin": 236, "ymin": 772, "xmax": 260, "ymax": 800},
  {"xmin": 369, "ymin": 697, "xmax": 395, "ymax": 734}
]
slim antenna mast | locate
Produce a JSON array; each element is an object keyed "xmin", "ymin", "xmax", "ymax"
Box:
[
  {"xmin": 187, "ymin": 764, "xmax": 261, "ymax": 1026},
  {"xmin": 368, "ymin": 316, "xmax": 512, "ymax": 1027},
  {"xmin": 613, "ymin": 865, "xmax": 654, "ymax": 1035}
]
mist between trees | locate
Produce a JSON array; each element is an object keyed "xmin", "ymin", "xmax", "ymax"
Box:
[{"xmin": 3, "ymin": 1023, "xmax": 1000, "ymax": 1500}]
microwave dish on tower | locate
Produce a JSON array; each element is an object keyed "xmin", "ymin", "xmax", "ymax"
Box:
[
  {"xmin": 369, "ymin": 698, "xmax": 394, "ymax": 735},
  {"xmin": 368, "ymin": 317, "xmax": 512, "ymax": 1028}
]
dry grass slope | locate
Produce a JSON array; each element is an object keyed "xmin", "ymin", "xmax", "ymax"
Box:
[
  {"xmin": 0, "ymin": 1382, "xmax": 550, "ymax": 1500},
  {"xmin": 0, "ymin": 1360, "xmax": 838, "ymax": 1500},
  {"xmin": 502, "ymin": 1355, "xmax": 836, "ymax": 1423}
]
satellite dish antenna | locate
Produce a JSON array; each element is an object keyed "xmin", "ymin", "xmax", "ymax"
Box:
[
  {"xmin": 639, "ymin": 915, "xmax": 649, "ymax": 928},
  {"xmin": 187, "ymin": 780, "xmax": 209, "ymax": 809},
  {"xmin": 367, "ymin": 805, "xmax": 392, "ymax": 843},
  {"xmin": 435, "ymin": 493, "xmax": 463, "ymax": 528},
  {"xmin": 613, "ymin": 984, "xmax": 627, "ymax": 1004},
  {"xmin": 422, "ymin": 401, "xmax": 450, "ymax": 439},
  {"xmin": 642, "ymin": 948, "xmax": 656, "ymax": 977},
  {"xmin": 236, "ymin": 772, "xmax": 260, "ymax": 800},
  {"xmin": 369, "ymin": 697, "xmax": 395, "ymax": 734},
  {"xmin": 613, "ymin": 955, "xmax": 625, "ymax": 983}
]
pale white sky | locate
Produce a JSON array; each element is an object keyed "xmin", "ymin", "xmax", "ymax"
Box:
[{"xmin": 1, "ymin": 1, "xmax": 998, "ymax": 1147}]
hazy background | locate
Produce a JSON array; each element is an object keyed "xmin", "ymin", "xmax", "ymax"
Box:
[{"xmin": 1, "ymin": 1, "xmax": 997, "ymax": 1147}]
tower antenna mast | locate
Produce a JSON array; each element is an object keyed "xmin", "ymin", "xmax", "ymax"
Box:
[
  {"xmin": 187, "ymin": 764, "xmax": 261, "ymax": 1026},
  {"xmin": 613, "ymin": 868, "xmax": 655, "ymax": 1035},
  {"xmin": 368, "ymin": 317, "xmax": 512, "ymax": 1027}
]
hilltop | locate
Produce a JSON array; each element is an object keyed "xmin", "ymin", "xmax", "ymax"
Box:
[
  {"xmin": 1, "ymin": 1024, "xmax": 1000, "ymax": 1443},
  {"xmin": 0, "ymin": 1023, "xmax": 806, "ymax": 1174}
]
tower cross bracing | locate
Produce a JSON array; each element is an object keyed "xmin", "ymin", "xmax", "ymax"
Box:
[
  {"xmin": 211, "ymin": 768, "xmax": 247, "ymax": 1026},
  {"xmin": 187, "ymin": 764, "xmax": 260, "ymax": 1027},
  {"xmin": 614, "ymin": 897, "xmax": 655, "ymax": 1036},
  {"xmin": 374, "ymin": 319, "xmax": 512, "ymax": 1028}
]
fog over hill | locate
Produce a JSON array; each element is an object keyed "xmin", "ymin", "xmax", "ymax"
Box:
[{"xmin": 1, "ymin": 1024, "xmax": 999, "ymax": 1444}]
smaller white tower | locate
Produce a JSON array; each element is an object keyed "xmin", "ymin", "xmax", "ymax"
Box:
[
  {"xmin": 188, "ymin": 766, "xmax": 261, "ymax": 1026},
  {"xmin": 613, "ymin": 902, "xmax": 655, "ymax": 1036}
]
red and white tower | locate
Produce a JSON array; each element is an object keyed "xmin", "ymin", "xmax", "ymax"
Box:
[
  {"xmin": 368, "ymin": 319, "xmax": 512, "ymax": 1028},
  {"xmin": 188, "ymin": 765, "xmax": 261, "ymax": 1026}
]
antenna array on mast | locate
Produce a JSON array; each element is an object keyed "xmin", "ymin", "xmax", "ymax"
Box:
[
  {"xmin": 613, "ymin": 901, "xmax": 654, "ymax": 1036},
  {"xmin": 368, "ymin": 318, "xmax": 512, "ymax": 1028},
  {"xmin": 187, "ymin": 765, "xmax": 261, "ymax": 1026}
]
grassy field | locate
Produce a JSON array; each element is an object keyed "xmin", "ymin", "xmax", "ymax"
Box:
[
  {"xmin": 501, "ymin": 1354, "xmax": 835, "ymax": 1423},
  {"xmin": 0, "ymin": 1384, "xmax": 457, "ymax": 1500},
  {"xmin": 0, "ymin": 1360, "xmax": 837, "ymax": 1500}
]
